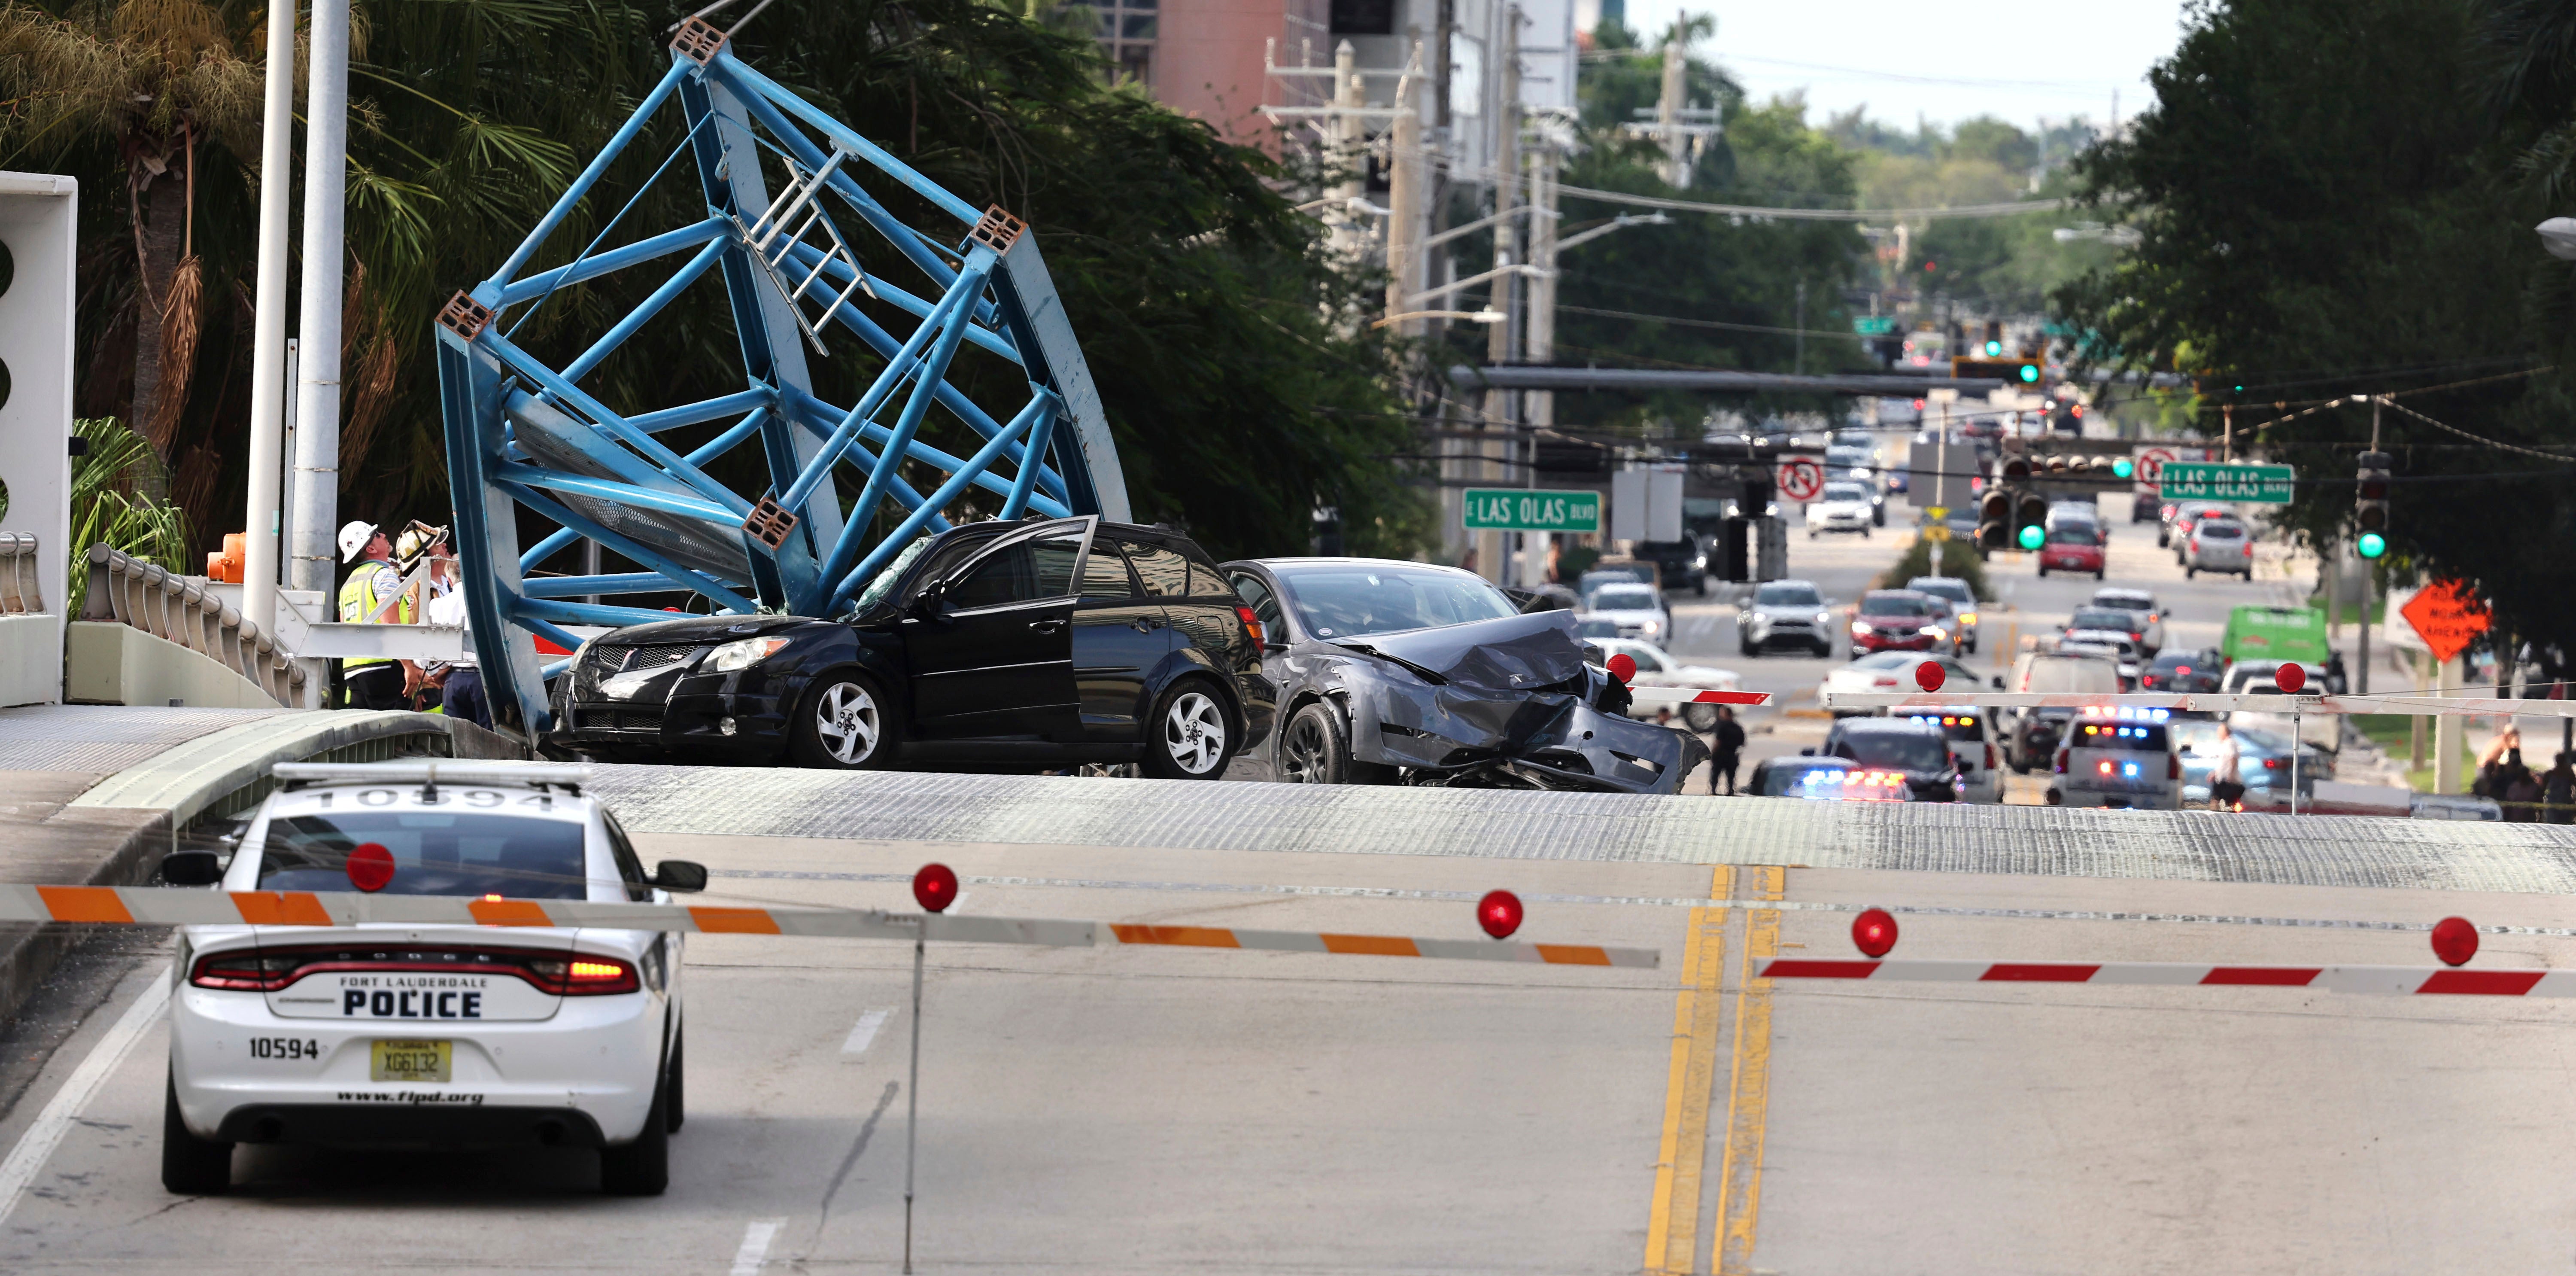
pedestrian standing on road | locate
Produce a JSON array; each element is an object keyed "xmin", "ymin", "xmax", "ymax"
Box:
[
  {"xmin": 335, "ymin": 521, "xmax": 419, "ymax": 711},
  {"xmin": 2543, "ymin": 751, "xmax": 2575, "ymax": 825},
  {"xmin": 2209, "ymin": 722, "xmax": 2245, "ymax": 810},
  {"xmin": 1712, "ymin": 706, "xmax": 1747, "ymax": 796}
]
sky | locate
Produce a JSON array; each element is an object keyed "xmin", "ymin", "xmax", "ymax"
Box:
[{"xmin": 1606, "ymin": 0, "xmax": 2196, "ymax": 135}]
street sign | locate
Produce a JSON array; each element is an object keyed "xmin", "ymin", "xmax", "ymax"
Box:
[
  {"xmin": 1461, "ymin": 488, "xmax": 1601, "ymax": 533},
  {"xmin": 1853, "ymin": 316, "xmax": 1897, "ymax": 336},
  {"xmin": 2399, "ymin": 579, "xmax": 2489, "ymax": 664},
  {"xmin": 2159, "ymin": 461, "xmax": 2294, "ymax": 503},
  {"xmin": 1924, "ymin": 525, "xmax": 1951, "ymax": 543},
  {"xmin": 1777, "ymin": 459, "xmax": 1825, "ymax": 502},
  {"xmin": 2136, "ymin": 447, "xmax": 2174, "ymax": 486}
]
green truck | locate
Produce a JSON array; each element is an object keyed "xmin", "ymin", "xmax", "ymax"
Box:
[{"xmin": 2221, "ymin": 605, "xmax": 2329, "ymax": 665}]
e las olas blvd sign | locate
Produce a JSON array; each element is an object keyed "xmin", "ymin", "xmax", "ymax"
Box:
[
  {"xmin": 1462, "ymin": 488, "xmax": 1603, "ymax": 533},
  {"xmin": 2159, "ymin": 462, "xmax": 2295, "ymax": 503}
]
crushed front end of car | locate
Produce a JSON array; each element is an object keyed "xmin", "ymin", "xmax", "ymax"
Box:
[{"xmin": 1321, "ymin": 612, "xmax": 1710, "ymax": 795}]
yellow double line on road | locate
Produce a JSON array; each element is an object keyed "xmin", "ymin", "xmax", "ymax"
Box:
[{"xmin": 1642, "ymin": 865, "xmax": 1783, "ymax": 1276}]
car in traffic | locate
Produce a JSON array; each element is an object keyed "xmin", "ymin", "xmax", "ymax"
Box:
[
  {"xmin": 547, "ymin": 516, "xmax": 1270, "ymax": 779},
  {"xmin": 2000, "ymin": 649, "xmax": 2123, "ymax": 771},
  {"xmin": 1822, "ymin": 716, "xmax": 1967, "ymax": 801},
  {"xmin": 1889, "ymin": 706, "xmax": 2002, "ymax": 802},
  {"xmin": 160, "ymin": 761, "xmax": 706, "ymax": 1197},
  {"xmin": 1632, "ymin": 538, "xmax": 1711, "ymax": 597},
  {"xmin": 1745, "ymin": 755, "xmax": 1915, "ymax": 801},
  {"xmin": 2170, "ymin": 718, "xmax": 2328, "ymax": 804},
  {"xmin": 2059, "ymin": 633, "xmax": 2142, "ymax": 688},
  {"xmin": 1591, "ymin": 638, "xmax": 1744, "ymax": 730},
  {"xmin": 2184, "ymin": 518, "xmax": 2253, "ymax": 579},
  {"xmin": 1806, "ymin": 481, "xmax": 1877, "ymax": 538},
  {"xmin": 2047, "ymin": 707, "xmax": 2183, "ymax": 810},
  {"xmin": 2161, "ymin": 500, "xmax": 2231, "ymax": 549},
  {"xmin": 1737, "ymin": 579, "xmax": 1835, "ymax": 658},
  {"xmin": 2139, "ymin": 647, "xmax": 2224, "ymax": 692},
  {"xmin": 2087, "ymin": 588, "xmax": 2168, "ymax": 655},
  {"xmin": 2218, "ymin": 658, "xmax": 2328, "ymax": 697},
  {"xmin": 1907, "ymin": 576, "xmax": 1981, "ymax": 653},
  {"xmin": 2035, "ymin": 524, "xmax": 2106, "ymax": 578},
  {"xmin": 2063, "ymin": 604, "xmax": 2158, "ymax": 658},
  {"xmin": 1847, "ymin": 590, "xmax": 1952, "ymax": 658},
  {"xmin": 1822, "ymin": 651, "xmax": 1987, "ymax": 716},
  {"xmin": 1224, "ymin": 558, "xmax": 1707, "ymax": 792},
  {"xmin": 1574, "ymin": 580, "xmax": 1671, "ymax": 645}
]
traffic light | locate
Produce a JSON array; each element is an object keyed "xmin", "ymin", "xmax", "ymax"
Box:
[
  {"xmin": 2111, "ymin": 457, "xmax": 2135, "ymax": 479},
  {"xmin": 1983, "ymin": 339, "xmax": 2004, "ymax": 357},
  {"xmin": 2015, "ymin": 493, "xmax": 2048, "ymax": 550},
  {"xmin": 2355, "ymin": 450, "xmax": 2391, "ymax": 557},
  {"xmin": 1953, "ymin": 356, "xmax": 2043, "ymax": 386},
  {"xmin": 1978, "ymin": 487, "xmax": 2013, "ymax": 549}
]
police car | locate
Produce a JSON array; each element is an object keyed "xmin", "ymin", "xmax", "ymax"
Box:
[
  {"xmin": 2046, "ymin": 706, "xmax": 2183, "ymax": 810},
  {"xmin": 159, "ymin": 761, "xmax": 706, "ymax": 1196}
]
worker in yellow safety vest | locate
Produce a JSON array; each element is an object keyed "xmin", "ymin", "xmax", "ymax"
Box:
[{"xmin": 336, "ymin": 520, "xmax": 421, "ymax": 710}]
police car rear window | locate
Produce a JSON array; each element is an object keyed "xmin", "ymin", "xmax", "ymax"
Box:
[
  {"xmin": 2073, "ymin": 722, "xmax": 2171, "ymax": 751},
  {"xmin": 259, "ymin": 812, "xmax": 591, "ymax": 898}
]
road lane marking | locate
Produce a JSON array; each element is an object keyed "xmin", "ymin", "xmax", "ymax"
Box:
[
  {"xmin": 1643, "ymin": 866, "xmax": 1732, "ymax": 1276},
  {"xmin": 1716, "ymin": 867, "xmax": 1784, "ymax": 1276},
  {"xmin": 842, "ymin": 1009, "xmax": 892, "ymax": 1056},
  {"xmin": 729, "ymin": 1218, "xmax": 784, "ymax": 1275},
  {"xmin": 0, "ymin": 965, "xmax": 170, "ymax": 1221}
]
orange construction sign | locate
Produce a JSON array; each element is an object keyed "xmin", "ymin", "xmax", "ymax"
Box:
[{"xmin": 2399, "ymin": 579, "xmax": 2490, "ymax": 664}]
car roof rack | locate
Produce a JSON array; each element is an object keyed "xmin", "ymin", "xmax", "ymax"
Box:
[{"xmin": 270, "ymin": 761, "xmax": 593, "ymax": 794}]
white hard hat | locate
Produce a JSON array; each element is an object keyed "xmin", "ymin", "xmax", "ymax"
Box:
[{"xmin": 337, "ymin": 520, "xmax": 380, "ymax": 563}]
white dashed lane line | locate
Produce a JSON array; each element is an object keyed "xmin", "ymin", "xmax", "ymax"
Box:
[
  {"xmin": 729, "ymin": 1218, "xmax": 784, "ymax": 1275},
  {"xmin": 841, "ymin": 1009, "xmax": 892, "ymax": 1057}
]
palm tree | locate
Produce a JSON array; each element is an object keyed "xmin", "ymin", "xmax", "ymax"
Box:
[{"xmin": 0, "ymin": 0, "xmax": 262, "ymax": 489}]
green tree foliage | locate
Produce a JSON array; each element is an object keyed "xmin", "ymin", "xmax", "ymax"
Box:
[
  {"xmin": 3, "ymin": 0, "xmax": 1421, "ymax": 576},
  {"xmin": 2056, "ymin": 0, "xmax": 2576, "ymax": 645}
]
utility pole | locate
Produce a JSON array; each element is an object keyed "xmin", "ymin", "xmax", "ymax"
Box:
[
  {"xmin": 1794, "ymin": 280, "xmax": 1806, "ymax": 375},
  {"xmin": 1474, "ymin": 4, "xmax": 1521, "ymax": 583},
  {"xmin": 1383, "ymin": 40, "xmax": 1427, "ymax": 337},
  {"xmin": 2357, "ymin": 395, "xmax": 2376, "ymax": 696},
  {"xmin": 1622, "ymin": 33, "xmax": 1718, "ymax": 186},
  {"xmin": 240, "ymin": 0, "xmax": 300, "ymax": 633},
  {"xmin": 1327, "ymin": 40, "xmax": 1366, "ymax": 259},
  {"xmin": 287, "ymin": 0, "xmax": 352, "ymax": 597}
]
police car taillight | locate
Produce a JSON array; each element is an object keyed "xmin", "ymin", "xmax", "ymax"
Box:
[
  {"xmin": 524, "ymin": 955, "xmax": 641, "ymax": 995},
  {"xmin": 188, "ymin": 950, "xmax": 301, "ymax": 991},
  {"xmin": 188, "ymin": 945, "xmax": 639, "ymax": 995}
]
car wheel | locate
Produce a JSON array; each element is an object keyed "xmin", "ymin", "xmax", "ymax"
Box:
[
  {"xmin": 2186, "ymin": 567, "xmax": 2196, "ymax": 579},
  {"xmin": 2096, "ymin": 569, "xmax": 2106, "ymax": 580},
  {"xmin": 1814, "ymin": 643, "xmax": 1832, "ymax": 658},
  {"xmin": 1144, "ymin": 679, "xmax": 1231, "ymax": 779},
  {"xmin": 664, "ymin": 1021, "xmax": 684, "ymax": 1133},
  {"xmin": 600, "ymin": 1066, "xmax": 671, "ymax": 1196},
  {"xmin": 2037, "ymin": 563, "xmax": 2047, "ymax": 576},
  {"xmin": 1683, "ymin": 703, "xmax": 1719, "ymax": 732},
  {"xmin": 790, "ymin": 673, "xmax": 895, "ymax": 769},
  {"xmin": 1862, "ymin": 528, "xmax": 1871, "ymax": 539},
  {"xmin": 161, "ymin": 1076, "xmax": 231, "ymax": 1195},
  {"xmin": 1739, "ymin": 642, "xmax": 1757, "ymax": 659},
  {"xmin": 1279, "ymin": 701, "xmax": 1358, "ymax": 785}
]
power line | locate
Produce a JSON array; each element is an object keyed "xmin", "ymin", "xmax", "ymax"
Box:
[
  {"xmin": 1557, "ymin": 183, "xmax": 2066, "ymax": 222},
  {"xmin": 1557, "ymin": 302, "xmax": 1868, "ymax": 340}
]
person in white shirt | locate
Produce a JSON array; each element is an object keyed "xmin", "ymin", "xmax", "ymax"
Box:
[
  {"xmin": 2208, "ymin": 722, "xmax": 2244, "ymax": 810},
  {"xmin": 421, "ymin": 542, "xmax": 489, "ymax": 730}
]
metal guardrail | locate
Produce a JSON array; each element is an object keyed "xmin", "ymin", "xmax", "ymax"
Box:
[
  {"xmin": 0, "ymin": 532, "xmax": 40, "ymax": 614},
  {"xmin": 78, "ymin": 544, "xmax": 306, "ymax": 705}
]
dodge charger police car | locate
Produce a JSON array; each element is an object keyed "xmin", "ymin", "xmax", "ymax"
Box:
[{"xmin": 159, "ymin": 761, "xmax": 707, "ymax": 1196}]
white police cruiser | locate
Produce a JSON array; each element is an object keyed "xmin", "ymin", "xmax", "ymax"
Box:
[
  {"xmin": 160, "ymin": 761, "xmax": 705, "ymax": 1196},
  {"xmin": 2047, "ymin": 706, "xmax": 2183, "ymax": 810}
]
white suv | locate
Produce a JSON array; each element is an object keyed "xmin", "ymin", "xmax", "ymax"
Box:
[{"xmin": 161, "ymin": 761, "xmax": 706, "ymax": 1196}]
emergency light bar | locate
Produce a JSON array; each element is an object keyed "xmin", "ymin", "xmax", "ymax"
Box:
[{"xmin": 1820, "ymin": 691, "xmax": 2576, "ymax": 717}]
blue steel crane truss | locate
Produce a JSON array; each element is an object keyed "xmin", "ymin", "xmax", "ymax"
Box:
[{"xmin": 436, "ymin": 21, "xmax": 1129, "ymax": 737}]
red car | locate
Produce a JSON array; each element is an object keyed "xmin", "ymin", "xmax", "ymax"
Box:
[
  {"xmin": 2036, "ymin": 526, "xmax": 2105, "ymax": 579},
  {"xmin": 1848, "ymin": 590, "xmax": 1949, "ymax": 657}
]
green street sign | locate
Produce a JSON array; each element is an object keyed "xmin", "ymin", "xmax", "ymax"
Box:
[
  {"xmin": 1462, "ymin": 488, "xmax": 1602, "ymax": 533},
  {"xmin": 1853, "ymin": 316, "xmax": 1898, "ymax": 336},
  {"xmin": 2158, "ymin": 462, "xmax": 2294, "ymax": 504}
]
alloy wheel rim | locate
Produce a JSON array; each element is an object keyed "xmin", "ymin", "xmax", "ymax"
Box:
[
  {"xmin": 1283, "ymin": 716, "xmax": 1327, "ymax": 782},
  {"xmin": 1162, "ymin": 691, "xmax": 1226, "ymax": 774},
  {"xmin": 815, "ymin": 682, "xmax": 879, "ymax": 764}
]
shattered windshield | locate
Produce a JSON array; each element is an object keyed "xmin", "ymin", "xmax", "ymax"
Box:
[{"xmin": 1276, "ymin": 566, "xmax": 1516, "ymax": 639}]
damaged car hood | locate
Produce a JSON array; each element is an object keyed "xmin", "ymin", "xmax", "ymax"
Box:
[{"xmin": 1330, "ymin": 611, "xmax": 1589, "ymax": 692}]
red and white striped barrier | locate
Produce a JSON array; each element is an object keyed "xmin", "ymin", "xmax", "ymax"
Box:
[
  {"xmin": 1755, "ymin": 958, "xmax": 2570, "ymax": 996},
  {"xmin": 1822, "ymin": 690, "xmax": 2576, "ymax": 717},
  {"xmin": 0, "ymin": 885, "xmax": 1657, "ymax": 968},
  {"xmin": 1624, "ymin": 686, "xmax": 1771, "ymax": 710}
]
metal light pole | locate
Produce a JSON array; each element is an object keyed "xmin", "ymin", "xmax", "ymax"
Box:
[
  {"xmin": 239, "ymin": 0, "xmax": 301, "ymax": 630},
  {"xmin": 287, "ymin": 0, "xmax": 352, "ymax": 596}
]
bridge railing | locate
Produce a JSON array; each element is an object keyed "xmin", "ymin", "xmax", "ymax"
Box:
[
  {"xmin": 0, "ymin": 532, "xmax": 40, "ymax": 614},
  {"xmin": 79, "ymin": 545, "xmax": 306, "ymax": 705}
]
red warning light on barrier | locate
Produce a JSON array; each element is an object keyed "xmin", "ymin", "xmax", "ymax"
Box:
[
  {"xmin": 1914, "ymin": 661, "xmax": 1945, "ymax": 693},
  {"xmin": 1478, "ymin": 890, "xmax": 1524, "ymax": 939},
  {"xmin": 2431, "ymin": 916, "xmax": 2478, "ymax": 967},
  {"xmin": 346, "ymin": 843, "xmax": 395, "ymax": 893},
  {"xmin": 2273, "ymin": 661, "xmax": 2306, "ymax": 694},
  {"xmin": 1607, "ymin": 654, "xmax": 1637, "ymax": 683},
  {"xmin": 913, "ymin": 863, "xmax": 960, "ymax": 914},
  {"xmin": 1852, "ymin": 908, "xmax": 1898, "ymax": 958}
]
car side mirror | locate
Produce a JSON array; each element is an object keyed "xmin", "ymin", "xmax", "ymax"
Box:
[
  {"xmin": 160, "ymin": 849, "xmax": 224, "ymax": 887},
  {"xmin": 651, "ymin": 859, "xmax": 709, "ymax": 893},
  {"xmin": 906, "ymin": 582, "xmax": 945, "ymax": 618}
]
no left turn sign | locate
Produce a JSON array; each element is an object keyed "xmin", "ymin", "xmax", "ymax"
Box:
[
  {"xmin": 1777, "ymin": 459, "xmax": 1825, "ymax": 502},
  {"xmin": 2138, "ymin": 448, "xmax": 2175, "ymax": 484}
]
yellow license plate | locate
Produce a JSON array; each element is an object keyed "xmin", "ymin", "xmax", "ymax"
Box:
[{"xmin": 371, "ymin": 1039, "xmax": 452, "ymax": 1083}]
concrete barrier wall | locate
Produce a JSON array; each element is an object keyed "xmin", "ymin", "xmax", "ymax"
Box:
[
  {"xmin": 0, "ymin": 613, "xmax": 61, "ymax": 707},
  {"xmin": 62, "ymin": 620, "xmax": 281, "ymax": 708}
]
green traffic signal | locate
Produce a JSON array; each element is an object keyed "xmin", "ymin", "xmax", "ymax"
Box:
[
  {"xmin": 2356, "ymin": 531, "xmax": 2387, "ymax": 559},
  {"xmin": 2018, "ymin": 364, "xmax": 2040, "ymax": 383},
  {"xmin": 2111, "ymin": 458, "xmax": 2134, "ymax": 479},
  {"xmin": 2017, "ymin": 524, "xmax": 2044, "ymax": 551},
  {"xmin": 1984, "ymin": 340, "xmax": 2002, "ymax": 356}
]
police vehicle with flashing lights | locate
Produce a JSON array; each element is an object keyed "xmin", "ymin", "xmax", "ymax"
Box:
[
  {"xmin": 158, "ymin": 761, "xmax": 708, "ymax": 1197},
  {"xmin": 2046, "ymin": 707, "xmax": 2183, "ymax": 810}
]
